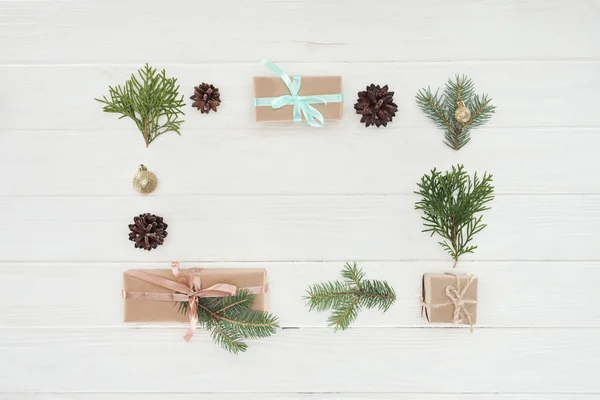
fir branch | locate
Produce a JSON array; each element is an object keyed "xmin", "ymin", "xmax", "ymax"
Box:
[
  {"xmin": 95, "ymin": 63, "xmax": 185, "ymax": 148},
  {"xmin": 328, "ymin": 297, "xmax": 360, "ymax": 331},
  {"xmin": 415, "ymin": 87, "xmax": 453, "ymax": 132},
  {"xmin": 202, "ymin": 291, "xmax": 254, "ymax": 316},
  {"xmin": 304, "ymin": 281, "xmax": 356, "ymax": 312},
  {"xmin": 444, "ymin": 74, "xmax": 475, "ymax": 106},
  {"xmin": 304, "ymin": 262, "xmax": 396, "ymax": 331},
  {"xmin": 178, "ymin": 289, "xmax": 279, "ymax": 354},
  {"xmin": 211, "ymin": 322, "xmax": 247, "ymax": 354},
  {"xmin": 218, "ymin": 309, "xmax": 280, "ymax": 339},
  {"xmin": 464, "ymin": 93, "xmax": 495, "ymax": 130},
  {"xmin": 415, "ymin": 164, "xmax": 495, "ymax": 267},
  {"xmin": 415, "ymin": 75, "xmax": 495, "ymax": 151},
  {"xmin": 341, "ymin": 262, "xmax": 365, "ymax": 289}
]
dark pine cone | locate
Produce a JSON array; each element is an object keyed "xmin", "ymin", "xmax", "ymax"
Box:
[
  {"xmin": 354, "ymin": 84, "xmax": 398, "ymax": 127},
  {"xmin": 128, "ymin": 213, "xmax": 168, "ymax": 251},
  {"xmin": 190, "ymin": 82, "xmax": 221, "ymax": 114}
]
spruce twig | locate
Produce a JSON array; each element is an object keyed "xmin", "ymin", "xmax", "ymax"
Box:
[
  {"xmin": 304, "ymin": 262, "xmax": 396, "ymax": 331},
  {"xmin": 416, "ymin": 75, "xmax": 495, "ymax": 151},
  {"xmin": 95, "ymin": 63, "xmax": 185, "ymax": 147},
  {"xmin": 178, "ymin": 289, "xmax": 279, "ymax": 354},
  {"xmin": 415, "ymin": 164, "xmax": 495, "ymax": 267}
]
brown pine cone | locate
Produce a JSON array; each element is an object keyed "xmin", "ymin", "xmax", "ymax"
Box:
[
  {"xmin": 190, "ymin": 83, "xmax": 221, "ymax": 113},
  {"xmin": 354, "ymin": 84, "xmax": 398, "ymax": 128},
  {"xmin": 128, "ymin": 213, "xmax": 168, "ymax": 251}
]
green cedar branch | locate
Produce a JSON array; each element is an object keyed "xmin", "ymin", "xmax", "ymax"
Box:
[
  {"xmin": 415, "ymin": 164, "xmax": 495, "ymax": 267},
  {"xmin": 304, "ymin": 262, "xmax": 396, "ymax": 331},
  {"xmin": 178, "ymin": 289, "xmax": 279, "ymax": 354},
  {"xmin": 415, "ymin": 75, "xmax": 495, "ymax": 151},
  {"xmin": 95, "ymin": 63, "xmax": 185, "ymax": 147}
]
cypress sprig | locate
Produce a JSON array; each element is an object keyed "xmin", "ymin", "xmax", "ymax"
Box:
[
  {"xmin": 95, "ymin": 63, "xmax": 185, "ymax": 147},
  {"xmin": 415, "ymin": 164, "xmax": 495, "ymax": 267},
  {"xmin": 416, "ymin": 75, "xmax": 495, "ymax": 151},
  {"xmin": 178, "ymin": 289, "xmax": 279, "ymax": 354},
  {"xmin": 304, "ymin": 262, "xmax": 396, "ymax": 331}
]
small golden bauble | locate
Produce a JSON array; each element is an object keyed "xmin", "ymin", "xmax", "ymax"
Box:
[
  {"xmin": 454, "ymin": 100, "xmax": 471, "ymax": 123},
  {"xmin": 133, "ymin": 164, "xmax": 157, "ymax": 194}
]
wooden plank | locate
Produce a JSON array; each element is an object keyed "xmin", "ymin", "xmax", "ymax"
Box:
[
  {"xmin": 0, "ymin": 328, "xmax": 597, "ymax": 393},
  {"xmin": 0, "ymin": 262, "xmax": 597, "ymax": 328},
  {"xmin": 2, "ymin": 128, "xmax": 598, "ymax": 196},
  {"xmin": 3, "ymin": 394, "xmax": 597, "ymax": 399},
  {"xmin": 0, "ymin": 0, "xmax": 596, "ymax": 398},
  {"xmin": 0, "ymin": 62, "xmax": 597, "ymax": 133},
  {"xmin": 0, "ymin": 0, "xmax": 597, "ymax": 63},
  {"xmin": 0, "ymin": 195, "xmax": 598, "ymax": 262}
]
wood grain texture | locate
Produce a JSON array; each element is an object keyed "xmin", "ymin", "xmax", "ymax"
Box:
[
  {"xmin": 0, "ymin": 262, "xmax": 597, "ymax": 328},
  {"xmin": 0, "ymin": 62, "xmax": 597, "ymax": 132},
  {"xmin": 0, "ymin": 0, "xmax": 598, "ymax": 397},
  {"xmin": 0, "ymin": 328, "xmax": 597, "ymax": 393},
  {"xmin": 2, "ymin": 128, "xmax": 599, "ymax": 196},
  {"xmin": 3, "ymin": 395, "xmax": 597, "ymax": 399},
  {"xmin": 1, "ymin": 195, "xmax": 598, "ymax": 262},
  {"xmin": 0, "ymin": 0, "xmax": 597, "ymax": 63}
]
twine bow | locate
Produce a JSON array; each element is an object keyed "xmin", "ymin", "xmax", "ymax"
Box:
[
  {"xmin": 122, "ymin": 262, "xmax": 266, "ymax": 342},
  {"xmin": 422, "ymin": 273, "xmax": 477, "ymax": 332},
  {"xmin": 253, "ymin": 60, "xmax": 343, "ymax": 127}
]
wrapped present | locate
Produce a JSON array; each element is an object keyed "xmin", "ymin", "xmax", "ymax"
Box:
[
  {"xmin": 122, "ymin": 262, "xmax": 268, "ymax": 341},
  {"xmin": 421, "ymin": 273, "xmax": 478, "ymax": 329},
  {"xmin": 253, "ymin": 60, "xmax": 343, "ymax": 127}
]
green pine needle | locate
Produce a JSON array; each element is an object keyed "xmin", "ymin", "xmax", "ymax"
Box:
[
  {"xmin": 304, "ymin": 262, "xmax": 396, "ymax": 331},
  {"xmin": 415, "ymin": 75, "xmax": 495, "ymax": 151},
  {"xmin": 415, "ymin": 164, "xmax": 495, "ymax": 267},
  {"xmin": 178, "ymin": 289, "xmax": 279, "ymax": 354},
  {"xmin": 95, "ymin": 63, "xmax": 185, "ymax": 148},
  {"xmin": 211, "ymin": 322, "xmax": 247, "ymax": 354}
]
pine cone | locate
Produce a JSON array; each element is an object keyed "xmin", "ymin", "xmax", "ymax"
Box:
[
  {"xmin": 190, "ymin": 83, "xmax": 221, "ymax": 113},
  {"xmin": 128, "ymin": 213, "xmax": 168, "ymax": 251},
  {"xmin": 354, "ymin": 84, "xmax": 398, "ymax": 128}
]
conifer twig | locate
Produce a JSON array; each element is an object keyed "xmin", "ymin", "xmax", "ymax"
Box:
[
  {"xmin": 178, "ymin": 289, "xmax": 279, "ymax": 354},
  {"xmin": 304, "ymin": 262, "xmax": 396, "ymax": 331},
  {"xmin": 416, "ymin": 75, "xmax": 495, "ymax": 151},
  {"xmin": 95, "ymin": 63, "xmax": 185, "ymax": 147},
  {"xmin": 415, "ymin": 164, "xmax": 495, "ymax": 267}
]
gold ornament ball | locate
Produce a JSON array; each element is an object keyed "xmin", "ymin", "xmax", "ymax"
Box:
[
  {"xmin": 454, "ymin": 101, "xmax": 471, "ymax": 123},
  {"xmin": 133, "ymin": 164, "xmax": 157, "ymax": 194}
]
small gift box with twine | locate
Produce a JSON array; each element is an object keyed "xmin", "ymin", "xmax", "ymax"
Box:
[
  {"xmin": 252, "ymin": 60, "xmax": 343, "ymax": 127},
  {"xmin": 421, "ymin": 273, "xmax": 478, "ymax": 330}
]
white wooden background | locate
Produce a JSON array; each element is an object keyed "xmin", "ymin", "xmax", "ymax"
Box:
[{"xmin": 0, "ymin": 0, "xmax": 599, "ymax": 399}]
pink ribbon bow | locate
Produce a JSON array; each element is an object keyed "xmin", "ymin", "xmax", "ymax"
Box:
[{"xmin": 122, "ymin": 262, "xmax": 267, "ymax": 341}]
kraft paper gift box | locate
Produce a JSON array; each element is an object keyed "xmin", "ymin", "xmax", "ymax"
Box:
[
  {"xmin": 421, "ymin": 273, "xmax": 478, "ymax": 325},
  {"xmin": 253, "ymin": 60, "xmax": 343, "ymax": 125},
  {"xmin": 123, "ymin": 267, "xmax": 268, "ymax": 323}
]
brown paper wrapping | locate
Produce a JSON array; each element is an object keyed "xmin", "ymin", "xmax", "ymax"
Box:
[
  {"xmin": 123, "ymin": 268, "xmax": 268, "ymax": 323},
  {"xmin": 422, "ymin": 273, "xmax": 478, "ymax": 324},
  {"xmin": 253, "ymin": 75, "xmax": 343, "ymax": 122}
]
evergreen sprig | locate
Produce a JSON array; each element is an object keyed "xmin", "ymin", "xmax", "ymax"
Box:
[
  {"xmin": 415, "ymin": 164, "xmax": 495, "ymax": 267},
  {"xmin": 178, "ymin": 289, "xmax": 279, "ymax": 354},
  {"xmin": 304, "ymin": 262, "xmax": 396, "ymax": 331},
  {"xmin": 95, "ymin": 63, "xmax": 185, "ymax": 147},
  {"xmin": 415, "ymin": 75, "xmax": 495, "ymax": 151}
]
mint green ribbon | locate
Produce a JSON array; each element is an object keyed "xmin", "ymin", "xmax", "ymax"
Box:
[{"xmin": 253, "ymin": 60, "xmax": 343, "ymax": 128}]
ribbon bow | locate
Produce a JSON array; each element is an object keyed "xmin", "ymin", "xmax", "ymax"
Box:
[
  {"xmin": 422, "ymin": 274, "xmax": 478, "ymax": 332},
  {"xmin": 253, "ymin": 60, "xmax": 343, "ymax": 127},
  {"xmin": 122, "ymin": 262, "xmax": 266, "ymax": 342}
]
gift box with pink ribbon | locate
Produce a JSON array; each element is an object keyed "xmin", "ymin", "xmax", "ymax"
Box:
[{"xmin": 122, "ymin": 262, "xmax": 274, "ymax": 351}]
